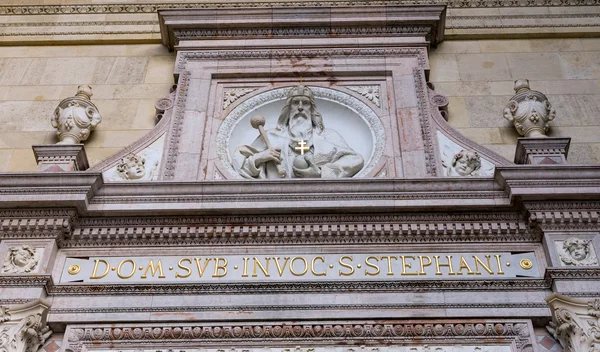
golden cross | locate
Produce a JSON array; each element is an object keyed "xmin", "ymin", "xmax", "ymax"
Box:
[{"xmin": 295, "ymin": 140, "xmax": 309, "ymax": 155}]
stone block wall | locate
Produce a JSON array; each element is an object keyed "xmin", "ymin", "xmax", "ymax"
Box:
[
  {"xmin": 1, "ymin": 38, "xmax": 600, "ymax": 172},
  {"xmin": 429, "ymin": 38, "xmax": 600, "ymax": 164},
  {"xmin": 0, "ymin": 44, "xmax": 175, "ymax": 172}
]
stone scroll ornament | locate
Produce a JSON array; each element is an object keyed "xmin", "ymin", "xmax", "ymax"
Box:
[
  {"xmin": 0, "ymin": 300, "xmax": 52, "ymax": 352},
  {"xmin": 503, "ymin": 79, "xmax": 556, "ymax": 138},
  {"xmin": 547, "ymin": 294, "xmax": 600, "ymax": 352},
  {"xmin": 51, "ymin": 85, "xmax": 102, "ymax": 144},
  {"xmin": 2, "ymin": 245, "xmax": 39, "ymax": 274}
]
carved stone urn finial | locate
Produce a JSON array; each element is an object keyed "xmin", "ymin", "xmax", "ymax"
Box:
[
  {"xmin": 503, "ymin": 79, "xmax": 556, "ymax": 138},
  {"xmin": 51, "ymin": 85, "xmax": 102, "ymax": 144}
]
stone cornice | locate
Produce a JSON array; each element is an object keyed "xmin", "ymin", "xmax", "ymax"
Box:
[
  {"xmin": 1, "ymin": 2, "xmax": 598, "ymax": 45},
  {"xmin": 0, "ymin": 0, "xmax": 598, "ymax": 15},
  {"xmin": 158, "ymin": 5, "xmax": 446, "ymax": 50},
  {"xmin": 0, "ymin": 166, "xmax": 600, "ymax": 216}
]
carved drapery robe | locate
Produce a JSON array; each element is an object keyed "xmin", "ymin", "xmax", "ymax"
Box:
[{"xmin": 234, "ymin": 128, "xmax": 364, "ymax": 179}]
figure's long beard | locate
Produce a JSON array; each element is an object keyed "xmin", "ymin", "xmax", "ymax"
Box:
[{"xmin": 289, "ymin": 113, "xmax": 312, "ymax": 138}]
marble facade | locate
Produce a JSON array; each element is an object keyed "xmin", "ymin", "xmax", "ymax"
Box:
[{"xmin": 0, "ymin": 2, "xmax": 600, "ymax": 352}]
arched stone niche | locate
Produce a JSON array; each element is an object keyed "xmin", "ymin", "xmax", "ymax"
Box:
[{"xmin": 216, "ymin": 86, "xmax": 385, "ymax": 179}]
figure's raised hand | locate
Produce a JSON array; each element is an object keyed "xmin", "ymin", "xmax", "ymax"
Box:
[{"xmin": 254, "ymin": 148, "xmax": 281, "ymax": 165}]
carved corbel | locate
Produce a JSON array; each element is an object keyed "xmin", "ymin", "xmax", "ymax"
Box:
[
  {"xmin": 0, "ymin": 299, "xmax": 52, "ymax": 352},
  {"xmin": 546, "ymin": 293, "xmax": 600, "ymax": 352}
]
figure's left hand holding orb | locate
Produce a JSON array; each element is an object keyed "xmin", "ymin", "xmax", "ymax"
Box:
[{"xmin": 292, "ymin": 154, "xmax": 321, "ymax": 178}]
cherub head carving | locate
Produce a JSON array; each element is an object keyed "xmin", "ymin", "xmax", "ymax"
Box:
[
  {"xmin": 559, "ymin": 237, "xmax": 598, "ymax": 266},
  {"xmin": 116, "ymin": 154, "xmax": 146, "ymax": 180},
  {"xmin": 3, "ymin": 245, "xmax": 39, "ymax": 273},
  {"xmin": 451, "ymin": 149, "xmax": 481, "ymax": 176}
]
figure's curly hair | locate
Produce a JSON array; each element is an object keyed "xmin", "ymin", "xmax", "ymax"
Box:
[
  {"xmin": 452, "ymin": 149, "xmax": 481, "ymax": 171},
  {"xmin": 116, "ymin": 154, "xmax": 145, "ymax": 180},
  {"xmin": 276, "ymin": 85, "xmax": 324, "ymax": 134},
  {"xmin": 563, "ymin": 237, "xmax": 589, "ymax": 253}
]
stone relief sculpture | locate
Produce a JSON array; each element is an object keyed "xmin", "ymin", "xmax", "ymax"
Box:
[
  {"xmin": 223, "ymin": 87, "xmax": 257, "ymax": 109},
  {"xmin": 443, "ymin": 149, "xmax": 482, "ymax": 177},
  {"xmin": 233, "ymin": 85, "xmax": 364, "ymax": 179},
  {"xmin": 102, "ymin": 135, "xmax": 164, "ymax": 182},
  {"xmin": 51, "ymin": 85, "xmax": 102, "ymax": 144},
  {"xmin": 438, "ymin": 132, "xmax": 494, "ymax": 177},
  {"xmin": 558, "ymin": 237, "xmax": 599, "ymax": 266},
  {"xmin": 2, "ymin": 245, "xmax": 40, "ymax": 274},
  {"xmin": 503, "ymin": 79, "xmax": 556, "ymax": 138},
  {"xmin": 115, "ymin": 154, "xmax": 158, "ymax": 181}
]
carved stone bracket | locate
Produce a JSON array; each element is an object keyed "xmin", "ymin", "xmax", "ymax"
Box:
[
  {"xmin": 514, "ymin": 137, "xmax": 570, "ymax": 165},
  {"xmin": 32, "ymin": 144, "xmax": 89, "ymax": 172},
  {"xmin": 0, "ymin": 299, "xmax": 52, "ymax": 352},
  {"xmin": 62, "ymin": 320, "xmax": 536, "ymax": 352},
  {"xmin": 546, "ymin": 293, "xmax": 600, "ymax": 352}
]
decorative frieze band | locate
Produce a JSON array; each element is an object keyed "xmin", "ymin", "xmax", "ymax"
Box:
[
  {"xmin": 63, "ymin": 321, "xmax": 536, "ymax": 352},
  {"xmin": 63, "ymin": 212, "xmax": 533, "ymax": 247},
  {"xmin": 176, "ymin": 48, "xmax": 428, "ymax": 71}
]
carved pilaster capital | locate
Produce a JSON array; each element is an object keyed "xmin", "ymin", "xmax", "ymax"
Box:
[
  {"xmin": 0, "ymin": 299, "xmax": 52, "ymax": 352},
  {"xmin": 546, "ymin": 293, "xmax": 600, "ymax": 352}
]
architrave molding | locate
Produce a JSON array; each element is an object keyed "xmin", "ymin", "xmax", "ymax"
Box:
[
  {"xmin": 62, "ymin": 320, "xmax": 537, "ymax": 352},
  {"xmin": 47, "ymin": 278, "xmax": 550, "ymax": 296}
]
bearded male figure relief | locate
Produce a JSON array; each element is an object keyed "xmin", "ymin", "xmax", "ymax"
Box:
[{"xmin": 234, "ymin": 85, "xmax": 364, "ymax": 179}]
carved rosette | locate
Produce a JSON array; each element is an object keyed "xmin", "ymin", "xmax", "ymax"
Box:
[
  {"xmin": 0, "ymin": 300, "xmax": 51, "ymax": 352},
  {"xmin": 346, "ymin": 85, "xmax": 381, "ymax": 107},
  {"xmin": 51, "ymin": 85, "xmax": 102, "ymax": 144},
  {"xmin": 503, "ymin": 79, "xmax": 555, "ymax": 138},
  {"xmin": 546, "ymin": 294, "xmax": 600, "ymax": 352}
]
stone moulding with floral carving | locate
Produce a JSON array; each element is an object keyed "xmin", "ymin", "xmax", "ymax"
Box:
[{"xmin": 62, "ymin": 321, "xmax": 536, "ymax": 352}]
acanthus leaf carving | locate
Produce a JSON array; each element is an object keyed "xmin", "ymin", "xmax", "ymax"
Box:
[
  {"xmin": 546, "ymin": 294, "xmax": 600, "ymax": 352},
  {"xmin": 345, "ymin": 85, "xmax": 381, "ymax": 107},
  {"xmin": 223, "ymin": 87, "xmax": 258, "ymax": 109},
  {"xmin": 0, "ymin": 300, "xmax": 51, "ymax": 352}
]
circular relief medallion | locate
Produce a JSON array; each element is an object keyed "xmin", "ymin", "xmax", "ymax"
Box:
[{"xmin": 216, "ymin": 86, "xmax": 384, "ymax": 179}]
